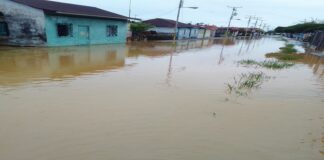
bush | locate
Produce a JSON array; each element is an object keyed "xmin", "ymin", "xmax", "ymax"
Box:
[{"xmin": 275, "ymin": 22, "xmax": 324, "ymax": 33}]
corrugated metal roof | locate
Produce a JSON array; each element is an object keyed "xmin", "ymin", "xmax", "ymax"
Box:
[
  {"xmin": 11, "ymin": 0, "xmax": 128, "ymax": 20},
  {"xmin": 144, "ymin": 18, "xmax": 194, "ymax": 28}
]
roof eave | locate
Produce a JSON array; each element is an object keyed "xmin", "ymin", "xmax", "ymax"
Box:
[{"xmin": 47, "ymin": 11, "xmax": 129, "ymax": 21}]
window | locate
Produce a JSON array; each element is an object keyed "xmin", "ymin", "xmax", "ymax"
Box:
[
  {"xmin": 107, "ymin": 25, "xmax": 118, "ymax": 37},
  {"xmin": 57, "ymin": 24, "xmax": 72, "ymax": 37},
  {"xmin": 0, "ymin": 12, "xmax": 8, "ymax": 37},
  {"xmin": 0, "ymin": 22, "xmax": 9, "ymax": 36}
]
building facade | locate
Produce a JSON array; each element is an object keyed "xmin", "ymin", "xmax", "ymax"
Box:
[
  {"xmin": 0, "ymin": 0, "xmax": 128, "ymax": 46},
  {"xmin": 144, "ymin": 18, "xmax": 198, "ymax": 40}
]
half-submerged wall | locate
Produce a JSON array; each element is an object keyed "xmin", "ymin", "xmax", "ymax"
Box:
[
  {"xmin": 45, "ymin": 15, "xmax": 128, "ymax": 46},
  {"xmin": 0, "ymin": 0, "xmax": 46, "ymax": 46}
]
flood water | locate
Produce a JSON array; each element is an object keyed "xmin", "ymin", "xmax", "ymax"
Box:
[{"xmin": 0, "ymin": 37, "xmax": 323, "ymax": 160}]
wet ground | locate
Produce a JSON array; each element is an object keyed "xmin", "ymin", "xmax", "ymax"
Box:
[{"xmin": 0, "ymin": 37, "xmax": 323, "ymax": 160}]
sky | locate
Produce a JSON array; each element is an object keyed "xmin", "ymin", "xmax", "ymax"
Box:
[{"xmin": 53, "ymin": 0, "xmax": 324, "ymax": 29}]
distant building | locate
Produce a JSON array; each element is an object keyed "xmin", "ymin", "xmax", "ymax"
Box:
[
  {"xmin": 0, "ymin": 0, "xmax": 129, "ymax": 46},
  {"xmin": 196, "ymin": 25, "xmax": 217, "ymax": 39},
  {"xmin": 144, "ymin": 18, "xmax": 199, "ymax": 40}
]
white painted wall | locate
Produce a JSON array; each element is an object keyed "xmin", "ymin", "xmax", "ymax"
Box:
[{"xmin": 149, "ymin": 27, "xmax": 175, "ymax": 34}]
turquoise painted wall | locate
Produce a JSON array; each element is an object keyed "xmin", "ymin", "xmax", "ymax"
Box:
[
  {"xmin": 178, "ymin": 28, "xmax": 191, "ymax": 40},
  {"xmin": 177, "ymin": 28, "xmax": 200, "ymax": 40},
  {"xmin": 45, "ymin": 15, "xmax": 127, "ymax": 46},
  {"xmin": 190, "ymin": 28, "xmax": 199, "ymax": 38}
]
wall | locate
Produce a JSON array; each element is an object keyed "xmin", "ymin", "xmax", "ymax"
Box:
[
  {"xmin": 0, "ymin": 0, "xmax": 46, "ymax": 46},
  {"xmin": 189, "ymin": 28, "xmax": 199, "ymax": 39},
  {"xmin": 45, "ymin": 15, "xmax": 127, "ymax": 46},
  {"xmin": 178, "ymin": 28, "xmax": 191, "ymax": 39},
  {"xmin": 198, "ymin": 29, "xmax": 205, "ymax": 39},
  {"xmin": 149, "ymin": 27, "xmax": 175, "ymax": 34}
]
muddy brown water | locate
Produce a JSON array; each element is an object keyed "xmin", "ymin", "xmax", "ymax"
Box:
[{"xmin": 0, "ymin": 37, "xmax": 323, "ymax": 160}]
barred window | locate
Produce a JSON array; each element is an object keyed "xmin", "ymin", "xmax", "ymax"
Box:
[
  {"xmin": 57, "ymin": 24, "xmax": 73, "ymax": 37},
  {"xmin": 107, "ymin": 25, "xmax": 118, "ymax": 37},
  {"xmin": 0, "ymin": 22, "xmax": 9, "ymax": 36}
]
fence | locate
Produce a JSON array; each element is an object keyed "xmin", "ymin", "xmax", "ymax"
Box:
[{"xmin": 311, "ymin": 31, "xmax": 324, "ymax": 50}]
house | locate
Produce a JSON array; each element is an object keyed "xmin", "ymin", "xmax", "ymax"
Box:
[
  {"xmin": 0, "ymin": 0, "xmax": 129, "ymax": 46},
  {"xmin": 194, "ymin": 24, "xmax": 217, "ymax": 39},
  {"xmin": 204, "ymin": 25, "xmax": 217, "ymax": 38},
  {"xmin": 143, "ymin": 18, "xmax": 197, "ymax": 40}
]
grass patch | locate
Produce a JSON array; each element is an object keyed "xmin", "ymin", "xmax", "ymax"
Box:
[
  {"xmin": 265, "ymin": 52, "xmax": 305, "ymax": 61},
  {"xmin": 239, "ymin": 59, "xmax": 260, "ymax": 65},
  {"xmin": 279, "ymin": 44, "xmax": 298, "ymax": 54},
  {"xmin": 265, "ymin": 43, "xmax": 306, "ymax": 61},
  {"xmin": 239, "ymin": 59, "xmax": 294, "ymax": 69},
  {"xmin": 261, "ymin": 60, "xmax": 294, "ymax": 69},
  {"xmin": 226, "ymin": 72, "xmax": 270, "ymax": 96}
]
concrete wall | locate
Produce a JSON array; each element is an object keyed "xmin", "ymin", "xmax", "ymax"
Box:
[
  {"xmin": 189, "ymin": 28, "xmax": 199, "ymax": 39},
  {"xmin": 198, "ymin": 29, "xmax": 205, "ymax": 39},
  {"xmin": 178, "ymin": 28, "xmax": 191, "ymax": 39},
  {"xmin": 0, "ymin": 0, "xmax": 46, "ymax": 46},
  {"xmin": 149, "ymin": 27, "xmax": 175, "ymax": 34},
  {"xmin": 148, "ymin": 27, "xmax": 204, "ymax": 40},
  {"xmin": 45, "ymin": 15, "xmax": 127, "ymax": 46}
]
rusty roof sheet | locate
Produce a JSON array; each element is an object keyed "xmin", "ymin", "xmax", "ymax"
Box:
[{"xmin": 12, "ymin": 0, "xmax": 128, "ymax": 20}]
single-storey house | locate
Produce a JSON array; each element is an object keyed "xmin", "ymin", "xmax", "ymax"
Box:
[
  {"xmin": 143, "ymin": 18, "xmax": 198, "ymax": 40},
  {"xmin": 195, "ymin": 24, "xmax": 217, "ymax": 39},
  {"xmin": 0, "ymin": 0, "xmax": 129, "ymax": 46}
]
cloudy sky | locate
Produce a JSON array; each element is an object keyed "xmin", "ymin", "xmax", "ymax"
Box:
[{"xmin": 53, "ymin": 0, "xmax": 324, "ymax": 29}]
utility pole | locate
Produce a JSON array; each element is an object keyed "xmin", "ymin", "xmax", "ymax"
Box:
[
  {"xmin": 173, "ymin": 0, "xmax": 198, "ymax": 41},
  {"xmin": 128, "ymin": 0, "xmax": 132, "ymax": 20},
  {"xmin": 173, "ymin": 0, "xmax": 184, "ymax": 41},
  {"xmin": 252, "ymin": 17, "xmax": 261, "ymax": 38},
  {"xmin": 244, "ymin": 15, "xmax": 254, "ymax": 37},
  {"xmin": 259, "ymin": 20, "xmax": 264, "ymax": 29},
  {"xmin": 225, "ymin": 6, "xmax": 241, "ymax": 37}
]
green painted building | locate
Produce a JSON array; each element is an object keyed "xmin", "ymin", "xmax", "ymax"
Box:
[{"xmin": 0, "ymin": 0, "xmax": 128, "ymax": 46}]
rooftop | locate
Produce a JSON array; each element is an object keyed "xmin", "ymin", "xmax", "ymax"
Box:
[
  {"xmin": 143, "ymin": 18, "xmax": 194, "ymax": 28},
  {"xmin": 12, "ymin": 0, "xmax": 128, "ymax": 20}
]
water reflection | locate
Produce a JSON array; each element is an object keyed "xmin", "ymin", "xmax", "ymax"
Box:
[
  {"xmin": 0, "ymin": 45, "xmax": 127, "ymax": 86},
  {"xmin": 0, "ymin": 38, "xmax": 324, "ymax": 160},
  {"xmin": 0, "ymin": 38, "xmax": 323, "ymax": 87}
]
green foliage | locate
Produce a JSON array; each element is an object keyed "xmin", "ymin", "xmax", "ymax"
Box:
[
  {"xmin": 275, "ymin": 22, "xmax": 324, "ymax": 33},
  {"xmin": 226, "ymin": 72, "xmax": 270, "ymax": 97},
  {"xmin": 239, "ymin": 59, "xmax": 295, "ymax": 69},
  {"xmin": 265, "ymin": 44, "xmax": 305, "ymax": 61},
  {"xmin": 260, "ymin": 61, "xmax": 294, "ymax": 69},
  {"xmin": 130, "ymin": 22, "xmax": 152, "ymax": 33},
  {"xmin": 239, "ymin": 60, "xmax": 259, "ymax": 65},
  {"xmin": 279, "ymin": 44, "xmax": 297, "ymax": 54},
  {"xmin": 266, "ymin": 53, "xmax": 305, "ymax": 61}
]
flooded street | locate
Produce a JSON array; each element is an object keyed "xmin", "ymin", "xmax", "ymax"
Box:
[{"xmin": 0, "ymin": 37, "xmax": 323, "ymax": 160}]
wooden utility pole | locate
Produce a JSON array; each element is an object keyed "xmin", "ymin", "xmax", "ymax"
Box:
[
  {"xmin": 128, "ymin": 0, "xmax": 132, "ymax": 21},
  {"xmin": 173, "ymin": 0, "xmax": 184, "ymax": 41},
  {"xmin": 225, "ymin": 6, "xmax": 241, "ymax": 37},
  {"xmin": 245, "ymin": 16, "xmax": 255, "ymax": 37},
  {"xmin": 252, "ymin": 17, "xmax": 261, "ymax": 37},
  {"xmin": 173, "ymin": 0, "xmax": 198, "ymax": 42}
]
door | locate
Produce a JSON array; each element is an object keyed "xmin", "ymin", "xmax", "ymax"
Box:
[{"xmin": 78, "ymin": 25, "xmax": 90, "ymax": 45}]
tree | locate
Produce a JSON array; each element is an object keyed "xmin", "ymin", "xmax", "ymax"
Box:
[
  {"xmin": 130, "ymin": 22, "xmax": 153, "ymax": 41},
  {"xmin": 275, "ymin": 22, "xmax": 324, "ymax": 33},
  {"xmin": 130, "ymin": 22, "xmax": 152, "ymax": 33}
]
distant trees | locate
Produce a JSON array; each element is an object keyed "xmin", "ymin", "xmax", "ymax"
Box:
[
  {"xmin": 275, "ymin": 22, "xmax": 324, "ymax": 33},
  {"xmin": 130, "ymin": 22, "xmax": 152, "ymax": 41}
]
